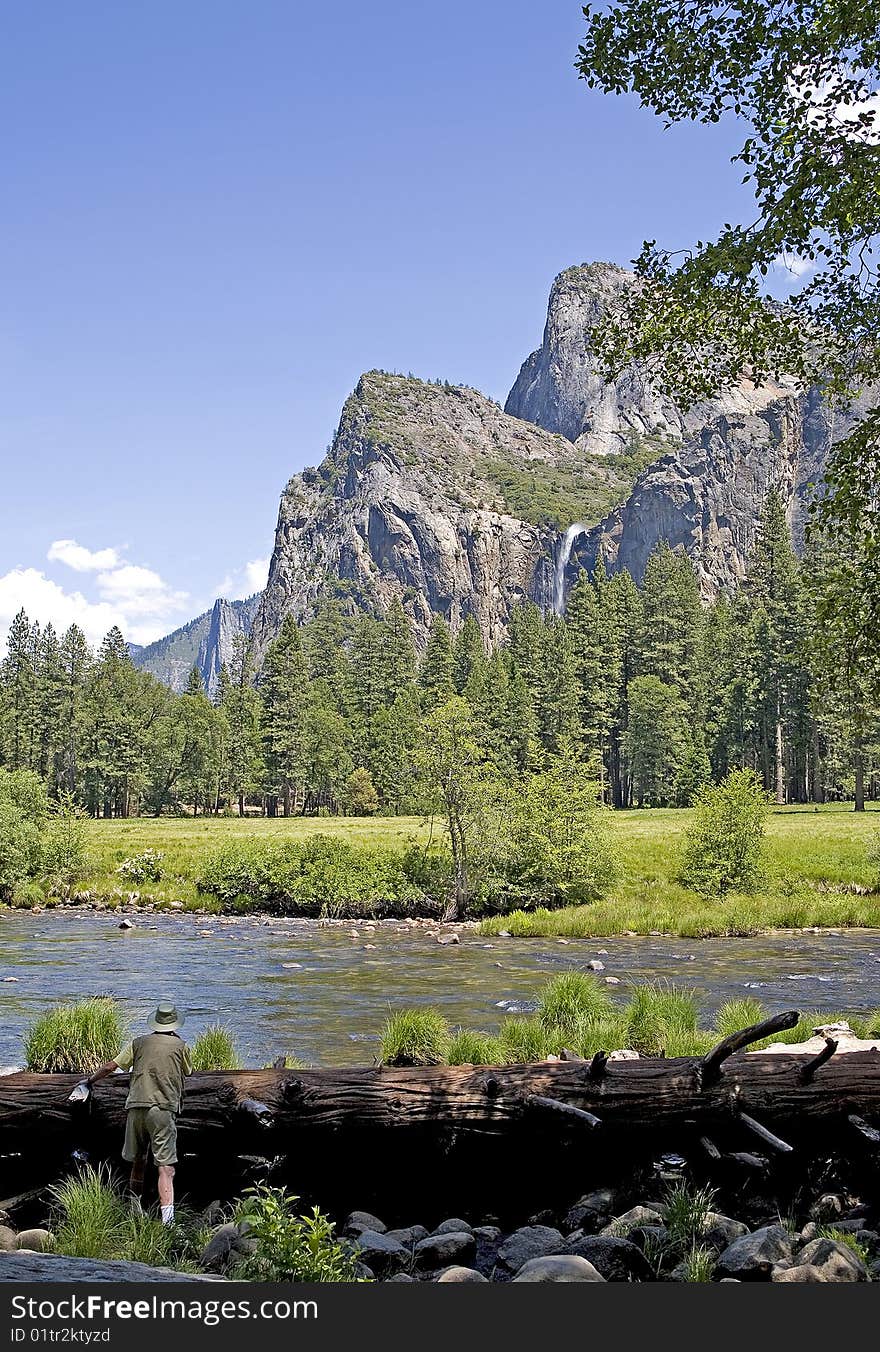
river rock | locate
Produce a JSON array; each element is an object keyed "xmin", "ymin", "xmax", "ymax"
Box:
[
  {"xmin": 497, "ymin": 1226, "xmax": 564, "ymax": 1273},
  {"xmin": 562, "ymin": 1234, "xmax": 653, "ymax": 1282},
  {"xmin": 796, "ymin": 1237, "xmax": 869, "ymax": 1281},
  {"xmin": 701, "ymin": 1213, "xmax": 750, "ymax": 1250},
  {"xmin": 586, "ymin": 959, "xmax": 605, "ymax": 972},
  {"xmin": 343, "ymin": 1210, "xmax": 386, "ymax": 1237},
  {"xmin": 434, "ymin": 1217, "xmax": 473, "ymax": 1235},
  {"xmin": 414, "ymin": 1231, "xmax": 476, "ymax": 1269},
  {"xmin": 603, "ymin": 1205, "xmax": 665, "ymax": 1233},
  {"xmin": 512, "ymin": 1256, "xmax": 606, "ymax": 1283},
  {"xmin": 809, "ymin": 1193, "xmax": 845, "ymax": 1223},
  {"xmin": 15, "ymin": 1230, "xmax": 53, "ymax": 1253},
  {"xmin": 563, "ymin": 1189, "xmax": 615, "ymax": 1234},
  {"xmin": 386, "ymin": 1225, "xmax": 429, "ymax": 1247},
  {"xmin": 437, "ymin": 934, "xmax": 460, "ymax": 946},
  {"xmin": 199, "ymin": 1222, "xmax": 255, "ymax": 1272},
  {"xmin": 771, "ymin": 1264, "xmax": 834, "ymax": 1282},
  {"xmin": 351, "ymin": 1230, "xmax": 409, "ymax": 1277},
  {"xmin": 118, "ymin": 918, "xmax": 135, "ymax": 929},
  {"xmin": 0, "ymin": 1227, "xmax": 17, "ymax": 1252},
  {"xmin": 472, "ymin": 1225, "xmax": 502, "ymax": 1276},
  {"xmin": 436, "ymin": 1266, "xmax": 488, "ymax": 1282},
  {"xmin": 715, "ymin": 1225, "xmax": 794, "ymax": 1280}
]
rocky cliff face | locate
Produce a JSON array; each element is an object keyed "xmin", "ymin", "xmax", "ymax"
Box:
[
  {"xmin": 133, "ymin": 594, "xmax": 260, "ymax": 694},
  {"xmin": 250, "ymin": 371, "xmax": 637, "ymax": 657}
]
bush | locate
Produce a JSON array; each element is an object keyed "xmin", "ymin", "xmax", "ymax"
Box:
[
  {"xmin": 24, "ymin": 997, "xmax": 126, "ymax": 1073},
  {"xmin": 50, "ymin": 1164, "xmax": 201, "ymax": 1268},
  {"xmin": 191, "ymin": 1024, "xmax": 240, "ymax": 1070},
  {"xmin": 344, "ymin": 768, "xmax": 379, "ymax": 816},
  {"xmin": 0, "ymin": 769, "xmax": 48, "ymax": 900},
  {"xmin": 680, "ymin": 769, "xmax": 769, "ymax": 897},
  {"xmin": 234, "ymin": 1186, "xmax": 364, "ymax": 1282},
  {"xmin": 380, "ymin": 1008, "xmax": 450, "ymax": 1066},
  {"xmin": 116, "ymin": 849, "xmax": 164, "ymax": 884},
  {"xmin": 42, "ymin": 794, "xmax": 89, "ymax": 888}
]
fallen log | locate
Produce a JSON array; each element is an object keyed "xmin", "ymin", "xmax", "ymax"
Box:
[{"xmin": 0, "ymin": 1252, "xmax": 225, "ymax": 1283}]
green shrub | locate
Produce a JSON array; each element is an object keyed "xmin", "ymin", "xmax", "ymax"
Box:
[
  {"xmin": 24, "ymin": 997, "xmax": 126, "ymax": 1073},
  {"xmin": 680, "ymin": 769, "xmax": 769, "ymax": 896},
  {"xmin": 42, "ymin": 795, "xmax": 89, "ymax": 888},
  {"xmin": 116, "ymin": 849, "xmax": 164, "ymax": 884},
  {"xmin": 447, "ymin": 1029, "xmax": 504, "ymax": 1065},
  {"xmin": 191, "ymin": 1024, "xmax": 241, "ymax": 1070},
  {"xmin": 51, "ymin": 1165, "xmax": 170, "ymax": 1264},
  {"xmin": 234, "ymin": 1186, "xmax": 365, "ymax": 1282},
  {"xmin": 344, "ymin": 768, "xmax": 379, "ymax": 816},
  {"xmin": 0, "ymin": 769, "xmax": 48, "ymax": 900},
  {"xmin": 678, "ymin": 1244, "xmax": 716, "ymax": 1281},
  {"xmin": 380, "ymin": 1008, "xmax": 450, "ymax": 1066}
]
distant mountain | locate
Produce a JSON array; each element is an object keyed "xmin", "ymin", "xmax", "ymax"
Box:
[{"xmin": 132, "ymin": 594, "xmax": 261, "ymax": 695}]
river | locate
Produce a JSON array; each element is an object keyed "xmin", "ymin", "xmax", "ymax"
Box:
[{"xmin": 1, "ymin": 911, "xmax": 878, "ymax": 1068}]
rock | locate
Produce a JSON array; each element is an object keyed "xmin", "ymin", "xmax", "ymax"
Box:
[
  {"xmin": 562, "ymin": 1234, "xmax": 653, "ymax": 1282},
  {"xmin": 414, "ymin": 1232, "xmax": 476, "ymax": 1269},
  {"xmin": 602, "ymin": 1205, "xmax": 665, "ymax": 1233},
  {"xmin": 701, "ymin": 1213, "xmax": 750, "ymax": 1250},
  {"xmin": 772, "ymin": 1264, "xmax": 835, "ymax": 1282},
  {"xmin": 628, "ymin": 1225, "xmax": 669, "ymax": 1253},
  {"xmin": 343, "ymin": 1210, "xmax": 387, "ymax": 1237},
  {"xmin": 512, "ymin": 1256, "xmax": 605, "ymax": 1283},
  {"xmin": 796, "ymin": 1237, "xmax": 869, "ymax": 1281},
  {"xmin": 199, "ymin": 1222, "xmax": 255, "ymax": 1272},
  {"xmin": 436, "ymin": 1266, "xmax": 488, "ymax": 1283},
  {"xmin": 200, "ymin": 1201, "xmax": 225, "ymax": 1227},
  {"xmin": 497, "ymin": 1226, "xmax": 565, "ymax": 1273},
  {"xmin": 437, "ymin": 934, "xmax": 460, "ymax": 946},
  {"xmin": 15, "ymin": 1229, "xmax": 53, "ymax": 1253},
  {"xmin": 715, "ymin": 1226, "xmax": 795, "ymax": 1280},
  {"xmin": 386, "ymin": 1225, "xmax": 429, "ymax": 1247},
  {"xmin": 809, "ymin": 1193, "xmax": 845, "ymax": 1223},
  {"xmin": 607, "ymin": 1049, "xmax": 639, "ymax": 1060},
  {"xmin": 351, "ymin": 1230, "xmax": 409, "ymax": 1277},
  {"xmin": 564, "ymin": 1189, "xmax": 615, "ymax": 1234},
  {"xmin": 0, "ymin": 1227, "xmax": 17, "ymax": 1252},
  {"xmin": 497, "ymin": 931, "xmax": 512, "ymax": 938},
  {"xmin": 472, "ymin": 1225, "xmax": 502, "ymax": 1277},
  {"xmin": 605, "ymin": 977, "xmax": 621, "ymax": 985},
  {"xmin": 117, "ymin": 918, "xmax": 135, "ymax": 929},
  {"xmin": 586, "ymin": 959, "xmax": 605, "ymax": 972},
  {"xmin": 1, "ymin": 1252, "xmax": 224, "ymax": 1282},
  {"xmin": 434, "ymin": 1218, "xmax": 473, "ymax": 1235},
  {"xmin": 384, "ymin": 1273, "xmax": 417, "ymax": 1283}
]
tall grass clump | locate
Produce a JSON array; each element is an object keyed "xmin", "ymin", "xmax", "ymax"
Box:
[
  {"xmin": 498, "ymin": 1016, "xmax": 550, "ymax": 1063},
  {"xmin": 380, "ymin": 1008, "xmax": 450, "ymax": 1066},
  {"xmin": 537, "ymin": 971, "xmax": 615, "ymax": 1041},
  {"xmin": 24, "ymin": 997, "xmax": 126, "ymax": 1073},
  {"xmin": 664, "ymin": 1181, "xmax": 717, "ymax": 1248},
  {"xmin": 712, "ymin": 997, "xmax": 767, "ymax": 1039},
  {"xmin": 626, "ymin": 982, "xmax": 701, "ymax": 1056},
  {"xmin": 447, "ymin": 1029, "xmax": 504, "ymax": 1065},
  {"xmin": 50, "ymin": 1165, "xmax": 173, "ymax": 1265},
  {"xmin": 677, "ymin": 1244, "xmax": 716, "ymax": 1282},
  {"xmin": 191, "ymin": 1024, "xmax": 241, "ymax": 1071}
]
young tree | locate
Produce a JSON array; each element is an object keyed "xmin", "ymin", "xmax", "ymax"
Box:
[
  {"xmin": 681, "ymin": 768, "xmax": 769, "ymax": 896},
  {"xmin": 261, "ymin": 616, "xmax": 307, "ymax": 814},
  {"xmin": 419, "ymin": 615, "xmax": 455, "ymax": 709},
  {"xmin": 624, "ymin": 675, "xmax": 689, "ymax": 807},
  {"xmin": 344, "ymin": 767, "xmax": 380, "ymax": 816}
]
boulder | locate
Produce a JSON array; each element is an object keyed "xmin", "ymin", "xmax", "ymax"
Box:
[
  {"xmin": 350, "ymin": 1229, "xmax": 409, "ymax": 1277},
  {"xmin": 796, "ymin": 1237, "xmax": 869, "ymax": 1282},
  {"xmin": 809, "ymin": 1193, "xmax": 846, "ymax": 1223},
  {"xmin": 386, "ymin": 1225, "xmax": 429, "ymax": 1248},
  {"xmin": 563, "ymin": 1190, "xmax": 614, "ymax": 1234},
  {"xmin": 512, "ymin": 1255, "xmax": 605, "ymax": 1283},
  {"xmin": 701, "ymin": 1213, "xmax": 749, "ymax": 1251},
  {"xmin": 384, "ymin": 1273, "xmax": 417, "ymax": 1283},
  {"xmin": 0, "ymin": 1227, "xmax": 17, "ymax": 1253},
  {"xmin": 772, "ymin": 1264, "xmax": 834, "ymax": 1283},
  {"xmin": 414, "ymin": 1231, "xmax": 476, "ymax": 1269},
  {"xmin": 472, "ymin": 1225, "xmax": 502, "ymax": 1277},
  {"xmin": 199, "ymin": 1222, "xmax": 254, "ymax": 1273},
  {"xmin": 715, "ymin": 1226, "xmax": 795, "ymax": 1281},
  {"xmin": 343, "ymin": 1210, "xmax": 386, "ymax": 1237},
  {"xmin": 15, "ymin": 1230, "xmax": 53, "ymax": 1253},
  {"xmin": 497, "ymin": 1226, "xmax": 565, "ymax": 1273},
  {"xmin": 602, "ymin": 1205, "xmax": 664, "ymax": 1233},
  {"xmin": 562, "ymin": 1234, "xmax": 653, "ymax": 1282},
  {"xmin": 434, "ymin": 1218, "xmax": 473, "ymax": 1235},
  {"xmin": 436, "ymin": 1266, "xmax": 488, "ymax": 1282}
]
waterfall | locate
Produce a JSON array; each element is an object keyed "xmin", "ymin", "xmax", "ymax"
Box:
[{"xmin": 554, "ymin": 522, "xmax": 588, "ymax": 613}]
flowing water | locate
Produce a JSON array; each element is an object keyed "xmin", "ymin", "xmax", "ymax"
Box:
[{"xmin": 2, "ymin": 912, "xmax": 880, "ymax": 1068}]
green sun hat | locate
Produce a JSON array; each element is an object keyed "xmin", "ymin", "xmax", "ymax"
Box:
[{"xmin": 149, "ymin": 1000, "xmax": 184, "ymax": 1032}]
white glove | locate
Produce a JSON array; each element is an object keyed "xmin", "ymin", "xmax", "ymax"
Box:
[{"xmin": 68, "ymin": 1081, "xmax": 91, "ymax": 1103}]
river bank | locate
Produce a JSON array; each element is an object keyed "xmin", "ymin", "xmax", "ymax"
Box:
[{"xmin": 2, "ymin": 909, "xmax": 880, "ymax": 1068}]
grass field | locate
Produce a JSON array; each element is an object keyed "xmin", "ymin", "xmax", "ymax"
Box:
[{"xmin": 56, "ymin": 803, "xmax": 880, "ymax": 936}]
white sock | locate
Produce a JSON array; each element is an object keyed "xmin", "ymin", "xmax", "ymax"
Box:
[{"xmin": 161, "ymin": 1205, "xmax": 174, "ymax": 1226}]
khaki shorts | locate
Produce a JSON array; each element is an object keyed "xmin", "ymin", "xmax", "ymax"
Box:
[{"xmin": 123, "ymin": 1107, "xmax": 178, "ymax": 1166}]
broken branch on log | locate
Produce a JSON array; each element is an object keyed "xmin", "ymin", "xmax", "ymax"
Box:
[
  {"xmin": 699, "ymin": 1010, "xmax": 800, "ymax": 1087},
  {"xmin": 525, "ymin": 1095, "xmax": 602, "ymax": 1129},
  {"xmin": 800, "ymin": 1040, "xmax": 838, "ymax": 1083},
  {"xmin": 849, "ymin": 1114, "xmax": 880, "ymax": 1145},
  {"xmin": 738, "ymin": 1111, "xmax": 794, "ymax": 1154}
]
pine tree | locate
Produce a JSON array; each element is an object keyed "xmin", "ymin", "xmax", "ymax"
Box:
[
  {"xmin": 419, "ymin": 615, "xmax": 455, "ymax": 709},
  {"xmin": 261, "ymin": 616, "xmax": 307, "ymax": 815},
  {"xmin": 452, "ymin": 614, "xmax": 485, "ymax": 694}
]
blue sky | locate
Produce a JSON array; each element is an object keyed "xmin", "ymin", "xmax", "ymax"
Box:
[{"xmin": 1, "ymin": 0, "xmax": 789, "ymax": 646}]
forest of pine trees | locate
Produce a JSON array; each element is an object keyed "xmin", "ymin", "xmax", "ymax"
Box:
[{"xmin": 1, "ymin": 493, "xmax": 877, "ymax": 817}]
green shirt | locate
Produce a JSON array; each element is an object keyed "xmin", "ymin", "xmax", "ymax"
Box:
[{"xmin": 115, "ymin": 1032, "xmax": 193, "ymax": 1113}]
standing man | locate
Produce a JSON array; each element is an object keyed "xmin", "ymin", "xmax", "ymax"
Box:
[{"xmin": 82, "ymin": 1000, "xmax": 192, "ymax": 1226}]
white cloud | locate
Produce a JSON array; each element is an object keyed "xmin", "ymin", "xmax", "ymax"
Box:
[
  {"xmin": 215, "ymin": 556, "xmax": 270, "ymax": 601},
  {"xmin": 95, "ymin": 563, "xmax": 188, "ymax": 619},
  {"xmin": 772, "ymin": 252, "xmax": 815, "ymax": 279},
  {"xmin": 47, "ymin": 539, "xmax": 121, "ymax": 572},
  {"xmin": 792, "ymin": 68, "xmax": 880, "ymax": 144}
]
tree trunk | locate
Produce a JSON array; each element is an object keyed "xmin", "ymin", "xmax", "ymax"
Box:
[
  {"xmin": 854, "ymin": 737, "xmax": 866, "ymax": 812},
  {"xmin": 775, "ymin": 715, "xmax": 785, "ymax": 805}
]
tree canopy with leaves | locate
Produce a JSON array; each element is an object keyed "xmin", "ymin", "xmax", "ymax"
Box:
[{"xmin": 575, "ymin": 0, "xmax": 880, "ymax": 650}]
